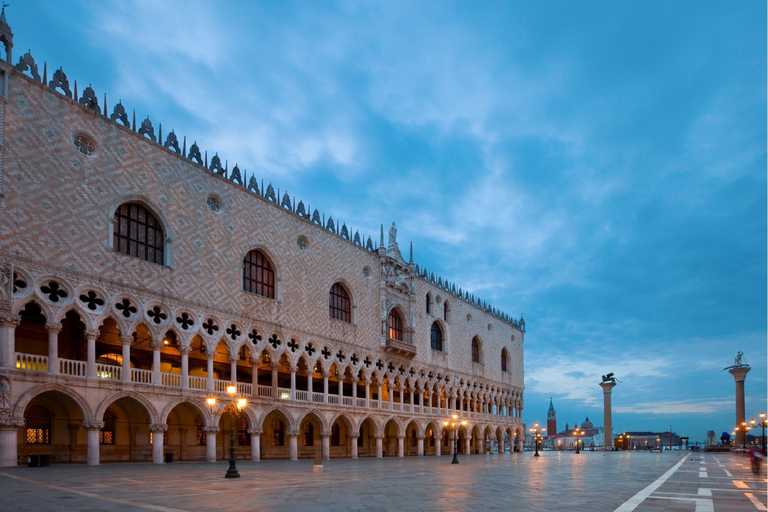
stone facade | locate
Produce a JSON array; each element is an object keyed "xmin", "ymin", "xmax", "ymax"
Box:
[{"xmin": 0, "ymin": 15, "xmax": 525, "ymax": 467}]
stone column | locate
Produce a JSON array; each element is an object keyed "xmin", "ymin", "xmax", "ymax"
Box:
[
  {"xmin": 289, "ymin": 430, "xmax": 299, "ymax": 461},
  {"xmin": 204, "ymin": 427, "xmax": 219, "ymax": 461},
  {"xmin": 0, "ymin": 418, "xmax": 24, "ymax": 467},
  {"xmin": 251, "ymin": 358, "xmax": 259, "ymax": 397},
  {"xmin": 377, "ymin": 383, "xmax": 382, "ymax": 408},
  {"xmin": 307, "ymin": 370, "xmax": 313, "ymax": 402},
  {"xmin": 288, "ymin": 365, "xmax": 297, "ymax": 399},
  {"xmin": 350, "ymin": 433, "xmax": 359, "ymax": 459},
  {"xmin": 0, "ymin": 315, "xmax": 21, "ymax": 369},
  {"xmin": 397, "ymin": 435, "xmax": 404, "ymax": 457},
  {"xmin": 435, "ymin": 433, "xmax": 442, "ymax": 456},
  {"xmin": 388, "ymin": 384, "xmax": 395, "ymax": 410},
  {"xmin": 464, "ymin": 435, "xmax": 471, "ymax": 456},
  {"xmin": 46, "ymin": 322, "xmax": 62, "ymax": 374},
  {"xmin": 207, "ymin": 355, "xmax": 215, "ymax": 392},
  {"xmin": 417, "ymin": 434, "xmax": 424, "ymax": 456},
  {"xmin": 322, "ymin": 371, "xmax": 330, "ymax": 403},
  {"xmin": 151, "ymin": 338, "xmax": 162, "ymax": 386},
  {"xmin": 270, "ymin": 362, "xmax": 279, "ymax": 398},
  {"xmin": 230, "ymin": 357, "xmax": 238, "ymax": 385},
  {"xmin": 600, "ymin": 381, "xmax": 617, "ymax": 450},
  {"xmin": 84, "ymin": 421, "xmax": 104, "ymax": 465},
  {"xmin": 321, "ymin": 433, "xmax": 331, "ymax": 461},
  {"xmin": 364, "ymin": 378, "xmax": 371, "ymax": 408},
  {"xmin": 352, "ymin": 377, "xmax": 359, "ymax": 401},
  {"xmin": 120, "ymin": 335, "xmax": 133, "ymax": 383},
  {"xmin": 375, "ymin": 434, "xmax": 384, "ymax": 458},
  {"xmin": 729, "ymin": 366, "xmax": 751, "ymax": 447},
  {"xmin": 85, "ymin": 329, "xmax": 99, "ymax": 379},
  {"xmin": 149, "ymin": 424, "xmax": 167, "ymax": 464},
  {"xmin": 248, "ymin": 429, "xmax": 261, "ymax": 461}
]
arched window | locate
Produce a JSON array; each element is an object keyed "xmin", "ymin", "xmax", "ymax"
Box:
[
  {"xmin": 501, "ymin": 349, "xmax": 508, "ymax": 372},
  {"xmin": 331, "ymin": 423, "xmax": 340, "ymax": 447},
  {"xmin": 25, "ymin": 405, "xmax": 51, "ymax": 444},
  {"xmin": 388, "ymin": 310, "xmax": 403, "ymax": 341},
  {"xmin": 329, "ymin": 283, "xmax": 351, "ymax": 322},
  {"xmin": 113, "ymin": 203, "xmax": 164, "ymax": 264},
  {"xmin": 425, "ymin": 293, "xmax": 431, "ymax": 314},
  {"xmin": 243, "ymin": 250, "xmax": 275, "ymax": 299},
  {"xmin": 430, "ymin": 322, "xmax": 443, "ymax": 351},
  {"xmin": 196, "ymin": 415, "xmax": 206, "ymax": 445},
  {"xmin": 472, "ymin": 337, "xmax": 480, "ymax": 363},
  {"xmin": 100, "ymin": 409, "xmax": 117, "ymax": 444},
  {"xmin": 302, "ymin": 421, "xmax": 314, "ymax": 446},
  {"xmin": 410, "ymin": 429, "xmax": 417, "ymax": 447},
  {"xmin": 443, "ymin": 301, "xmax": 450, "ymax": 322},
  {"xmin": 272, "ymin": 419, "xmax": 284, "ymax": 446},
  {"xmin": 238, "ymin": 417, "xmax": 250, "ymax": 446}
]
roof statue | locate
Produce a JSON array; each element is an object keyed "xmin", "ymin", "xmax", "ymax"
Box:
[{"xmin": 723, "ymin": 350, "xmax": 750, "ymax": 371}]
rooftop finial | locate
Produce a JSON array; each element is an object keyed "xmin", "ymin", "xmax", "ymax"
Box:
[
  {"xmin": 409, "ymin": 241, "xmax": 413, "ymax": 263},
  {"xmin": 379, "ymin": 224, "xmax": 384, "ymax": 248}
]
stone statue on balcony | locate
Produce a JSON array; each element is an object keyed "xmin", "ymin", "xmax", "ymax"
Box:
[{"xmin": 0, "ymin": 373, "xmax": 10, "ymax": 409}]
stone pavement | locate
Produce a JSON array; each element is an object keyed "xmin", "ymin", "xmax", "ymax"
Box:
[{"xmin": 0, "ymin": 451, "xmax": 764, "ymax": 512}]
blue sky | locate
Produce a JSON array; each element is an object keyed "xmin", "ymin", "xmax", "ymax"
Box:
[{"xmin": 11, "ymin": 1, "xmax": 766, "ymax": 443}]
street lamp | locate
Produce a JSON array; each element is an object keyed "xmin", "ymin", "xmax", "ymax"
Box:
[
  {"xmin": 758, "ymin": 413, "xmax": 767, "ymax": 451},
  {"xmin": 443, "ymin": 414, "xmax": 467, "ymax": 464},
  {"xmin": 529, "ymin": 423, "xmax": 545, "ymax": 457},
  {"xmin": 736, "ymin": 422, "xmax": 751, "ymax": 450},
  {"xmin": 208, "ymin": 384, "xmax": 247, "ymax": 478},
  {"xmin": 572, "ymin": 427, "xmax": 584, "ymax": 454}
]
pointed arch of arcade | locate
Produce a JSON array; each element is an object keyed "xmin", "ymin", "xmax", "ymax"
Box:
[
  {"xmin": 94, "ymin": 390, "xmax": 160, "ymax": 426},
  {"xmin": 13, "ymin": 382, "xmax": 92, "ymax": 421},
  {"xmin": 379, "ymin": 415, "xmax": 404, "ymax": 437},
  {"xmin": 159, "ymin": 396, "xmax": 214, "ymax": 427},
  {"xmin": 297, "ymin": 408, "xmax": 329, "ymax": 434},
  {"xmin": 258, "ymin": 404, "xmax": 298, "ymax": 432}
]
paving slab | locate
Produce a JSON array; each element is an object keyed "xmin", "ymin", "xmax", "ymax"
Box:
[{"xmin": 0, "ymin": 451, "xmax": 764, "ymax": 511}]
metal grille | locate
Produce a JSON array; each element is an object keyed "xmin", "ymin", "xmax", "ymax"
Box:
[
  {"xmin": 272, "ymin": 420, "xmax": 284, "ymax": 446},
  {"xmin": 25, "ymin": 405, "xmax": 51, "ymax": 444},
  {"xmin": 329, "ymin": 283, "xmax": 351, "ymax": 322},
  {"xmin": 243, "ymin": 250, "xmax": 275, "ymax": 298},
  {"xmin": 196, "ymin": 415, "xmax": 206, "ymax": 446},
  {"xmin": 238, "ymin": 417, "xmax": 250, "ymax": 446},
  {"xmin": 303, "ymin": 421, "xmax": 314, "ymax": 446},
  {"xmin": 472, "ymin": 337, "xmax": 480, "ymax": 363},
  {"xmin": 113, "ymin": 203, "xmax": 164, "ymax": 264},
  {"xmin": 99, "ymin": 409, "xmax": 116, "ymax": 444}
]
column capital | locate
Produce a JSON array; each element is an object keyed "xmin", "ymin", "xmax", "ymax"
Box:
[
  {"xmin": 416, "ymin": 433, "xmax": 425, "ymax": 440},
  {"xmin": 599, "ymin": 381, "xmax": 617, "ymax": 393},
  {"xmin": 119, "ymin": 335, "xmax": 134, "ymax": 345},
  {"xmin": 0, "ymin": 417, "xmax": 24, "ymax": 429},
  {"xmin": 288, "ymin": 364, "xmax": 298, "ymax": 373},
  {"xmin": 287, "ymin": 429, "xmax": 299, "ymax": 437},
  {"xmin": 728, "ymin": 366, "xmax": 751, "ymax": 382},
  {"xmin": 149, "ymin": 424, "xmax": 168, "ymax": 432},
  {"xmin": 374, "ymin": 434, "xmax": 385, "ymax": 440},
  {"xmin": 203, "ymin": 426, "xmax": 220, "ymax": 434},
  {"xmin": 83, "ymin": 421, "xmax": 105, "ymax": 431},
  {"xmin": 348, "ymin": 433, "xmax": 360, "ymax": 439},
  {"xmin": 45, "ymin": 321, "xmax": 63, "ymax": 333},
  {"xmin": 270, "ymin": 362, "xmax": 280, "ymax": 371},
  {"xmin": 247, "ymin": 428, "xmax": 263, "ymax": 435},
  {"xmin": 85, "ymin": 329, "xmax": 100, "ymax": 339},
  {"xmin": 0, "ymin": 314, "xmax": 21, "ymax": 327},
  {"xmin": 229, "ymin": 355, "xmax": 240, "ymax": 364},
  {"xmin": 322, "ymin": 371, "xmax": 331, "ymax": 379},
  {"xmin": 179, "ymin": 346, "xmax": 191, "ymax": 355}
]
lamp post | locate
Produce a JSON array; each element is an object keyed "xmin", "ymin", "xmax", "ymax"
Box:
[
  {"xmin": 207, "ymin": 384, "xmax": 247, "ymax": 478},
  {"xmin": 735, "ymin": 423, "xmax": 750, "ymax": 450},
  {"xmin": 572, "ymin": 427, "xmax": 584, "ymax": 454},
  {"xmin": 757, "ymin": 413, "xmax": 767, "ymax": 451},
  {"xmin": 443, "ymin": 414, "xmax": 467, "ymax": 464},
  {"xmin": 529, "ymin": 423, "xmax": 545, "ymax": 457}
]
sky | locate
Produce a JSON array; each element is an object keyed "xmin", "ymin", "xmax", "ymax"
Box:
[{"xmin": 10, "ymin": 1, "xmax": 766, "ymax": 443}]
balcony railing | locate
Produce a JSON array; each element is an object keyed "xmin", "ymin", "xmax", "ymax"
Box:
[{"xmin": 11, "ymin": 352, "xmax": 520, "ymax": 422}]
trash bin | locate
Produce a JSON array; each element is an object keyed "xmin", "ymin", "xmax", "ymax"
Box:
[
  {"xmin": 28, "ymin": 455, "xmax": 40, "ymax": 467},
  {"xmin": 165, "ymin": 452, "xmax": 173, "ymax": 463},
  {"xmin": 40, "ymin": 455, "xmax": 51, "ymax": 466}
]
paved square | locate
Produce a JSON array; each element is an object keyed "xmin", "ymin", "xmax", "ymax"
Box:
[{"xmin": 0, "ymin": 452, "xmax": 765, "ymax": 511}]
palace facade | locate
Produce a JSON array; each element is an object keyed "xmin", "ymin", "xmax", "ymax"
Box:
[{"xmin": 0, "ymin": 13, "xmax": 525, "ymax": 466}]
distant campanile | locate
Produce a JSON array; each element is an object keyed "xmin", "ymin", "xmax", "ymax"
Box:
[{"xmin": 547, "ymin": 398, "xmax": 557, "ymax": 436}]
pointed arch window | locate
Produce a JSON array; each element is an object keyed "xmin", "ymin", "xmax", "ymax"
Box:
[
  {"xmin": 272, "ymin": 419, "xmax": 284, "ymax": 446},
  {"xmin": 238, "ymin": 417, "xmax": 250, "ymax": 446},
  {"xmin": 100, "ymin": 409, "xmax": 117, "ymax": 444},
  {"xmin": 472, "ymin": 337, "xmax": 480, "ymax": 363},
  {"xmin": 329, "ymin": 283, "xmax": 351, "ymax": 322},
  {"xmin": 25, "ymin": 405, "xmax": 51, "ymax": 444},
  {"xmin": 501, "ymin": 349, "xmax": 508, "ymax": 372},
  {"xmin": 443, "ymin": 301, "xmax": 450, "ymax": 322},
  {"xmin": 196, "ymin": 415, "xmax": 206, "ymax": 445},
  {"xmin": 243, "ymin": 250, "xmax": 275, "ymax": 299},
  {"xmin": 302, "ymin": 421, "xmax": 314, "ymax": 446},
  {"xmin": 113, "ymin": 203, "xmax": 164, "ymax": 264},
  {"xmin": 410, "ymin": 429, "xmax": 417, "ymax": 447},
  {"xmin": 388, "ymin": 310, "xmax": 403, "ymax": 341},
  {"xmin": 331, "ymin": 423, "xmax": 341, "ymax": 447},
  {"xmin": 430, "ymin": 322, "xmax": 443, "ymax": 351},
  {"xmin": 425, "ymin": 293, "xmax": 432, "ymax": 314}
]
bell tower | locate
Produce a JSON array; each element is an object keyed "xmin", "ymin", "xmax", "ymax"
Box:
[{"xmin": 547, "ymin": 398, "xmax": 557, "ymax": 436}]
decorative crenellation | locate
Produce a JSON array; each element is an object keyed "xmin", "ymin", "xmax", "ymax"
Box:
[{"xmin": 414, "ymin": 263, "xmax": 524, "ymax": 330}]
